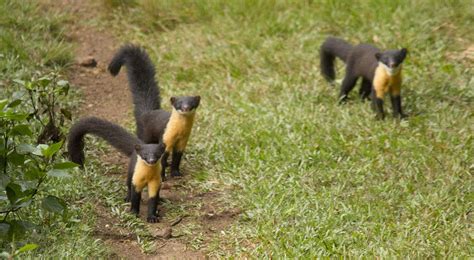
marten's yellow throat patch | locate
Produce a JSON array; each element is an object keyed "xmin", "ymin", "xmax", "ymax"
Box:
[{"xmin": 132, "ymin": 155, "xmax": 161, "ymax": 198}]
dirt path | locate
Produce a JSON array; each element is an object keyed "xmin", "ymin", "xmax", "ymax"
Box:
[{"xmin": 45, "ymin": 0, "xmax": 238, "ymax": 258}]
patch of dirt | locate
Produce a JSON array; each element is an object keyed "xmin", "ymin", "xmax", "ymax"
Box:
[
  {"xmin": 45, "ymin": 0, "xmax": 238, "ymax": 258},
  {"xmin": 447, "ymin": 44, "xmax": 474, "ymax": 63},
  {"xmin": 94, "ymin": 204, "xmax": 145, "ymax": 259}
]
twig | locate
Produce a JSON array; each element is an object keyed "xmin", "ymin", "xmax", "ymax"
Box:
[{"xmin": 170, "ymin": 216, "xmax": 184, "ymax": 226}]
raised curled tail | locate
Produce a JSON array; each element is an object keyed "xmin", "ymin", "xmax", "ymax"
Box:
[
  {"xmin": 320, "ymin": 37, "xmax": 353, "ymax": 82},
  {"xmin": 67, "ymin": 117, "xmax": 142, "ymax": 166},
  {"xmin": 108, "ymin": 45, "xmax": 160, "ymax": 138}
]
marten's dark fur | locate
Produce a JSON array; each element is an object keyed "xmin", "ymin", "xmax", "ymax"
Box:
[
  {"xmin": 320, "ymin": 37, "xmax": 408, "ymax": 119},
  {"xmin": 108, "ymin": 45, "xmax": 161, "ymax": 138},
  {"xmin": 108, "ymin": 45, "xmax": 200, "ymax": 179},
  {"xmin": 67, "ymin": 117, "xmax": 141, "ymax": 166}
]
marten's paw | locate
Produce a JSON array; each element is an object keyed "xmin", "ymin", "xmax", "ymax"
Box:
[
  {"xmin": 171, "ymin": 170, "xmax": 182, "ymax": 177},
  {"xmin": 147, "ymin": 215, "xmax": 159, "ymax": 223}
]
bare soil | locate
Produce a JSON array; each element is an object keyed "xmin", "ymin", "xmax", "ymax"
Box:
[{"xmin": 45, "ymin": 0, "xmax": 238, "ymax": 258}]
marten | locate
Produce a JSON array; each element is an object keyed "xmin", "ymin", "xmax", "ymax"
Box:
[
  {"xmin": 67, "ymin": 117, "xmax": 165, "ymax": 222},
  {"xmin": 320, "ymin": 37, "xmax": 408, "ymax": 119},
  {"xmin": 108, "ymin": 45, "xmax": 200, "ymax": 179}
]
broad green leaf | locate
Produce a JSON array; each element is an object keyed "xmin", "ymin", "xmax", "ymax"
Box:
[
  {"xmin": 42, "ymin": 195, "xmax": 66, "ymax": 214},
  {"xmin": 14, "ymin": 198, "xmax": 33, "ymax": 209},
  {"xmin": 37, "ymin": 76, "xmax": 52, "ymax": 87},
  {"xmin": 41, "ymin": 141, "xmax": 63, "ymax": 158},
  {"xmin": 24, "ymin": 81, "xmax": 34, "ymax": 90},
  {"xmin": 24, "ymin": 168, "xmax": 42, "ymax": 180},
  {"xmin": 16, "ymin": 244, "xmax": 38, "ymax": 253},
  {"xmin": 6, "ymin": 183, "xmax": 22, "ymax": 204},
  {"xmin": 34, "ymin": 144, "xmax": 48, "ymax": 156},
  {"xmin": 17, "ymin": 144, "xmax": 37, "ymax": 155},
  {"xmin": 47, "ymin": 169, "xmax": 71, "ymax": 178},
  {"xmin": 1, "ymin": 112, "xmax": 28, "ymax": 121},
  {"xmin": 7, "ymin": 99, "xmax": 21, "ymax": 108},
  {"xmin": 53, "ymin": 161, "xmax": 79, "ymax": 169},
  {"xmin": 7, "ymin": 151, "xmax": 25, "ymax": 166},
  {"xmin": 8, "ymin": 220, "xmax": 33, "ymax": 240},
  {"xmin": 10, "ymin": 124, "xmax": 32, "ymax": 136}
]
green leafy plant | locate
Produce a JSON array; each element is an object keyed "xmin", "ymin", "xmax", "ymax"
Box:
[{"xmin": 0, "ymin": 75, "xmax": 78, "ymax": 257}]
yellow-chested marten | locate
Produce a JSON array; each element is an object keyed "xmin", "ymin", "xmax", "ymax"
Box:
[
  {"xmin": 320, "ymin": 37, "xmax": 408, "ymax": 119},
  {"xmin": 67, "ymin": 117, "xmax": 165, "ymax": 222},
  {"xmin": 108, "ymin": 45, "xmax": 200, "ymax": 179},
  {"xmin": 67, "ymin": 45, "xmax": 200, "ymax": 223}
]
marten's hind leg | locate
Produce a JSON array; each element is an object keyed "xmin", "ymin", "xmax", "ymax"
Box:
[
  {"xmin": 371, "ymin": 88, "xmax": 385, "ymax": 120},
  {"xmin": 339, "ymin": 72, "xmax": 358, "ymax": 104},
  {"xmin": 170, "ymin": 149, "xmax": 183, "ymax": 177},
  {"xmin": 160, "ymin": 151, "xmax": 169, "ymax": 180},
  {"xmin": 125, "ymin": 155, "xmax": 136, "ymax": 202}
]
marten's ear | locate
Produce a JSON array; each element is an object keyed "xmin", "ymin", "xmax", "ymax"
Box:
[
  {"xmin": 170, "ymin": 97, "xmax": 176, "ymax": 105},
  {"xmin": 134, "ymin": 144, "xmax": 142, "ymax": 151},
  {"xmin": 195, "ymin": 95, "xmax": 201, "ymax": 105},
  {"xmin": 375, "ymin": 52, "xmax": 382, "ymax": 61},
  {"xmin": 400, "ymin": 48, "xmax": 408, "ymax": 60}
]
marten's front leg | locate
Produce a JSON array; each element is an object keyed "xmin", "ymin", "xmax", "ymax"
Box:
[
  {"xmin": 371, "ymin": 88, "xmax": 385, "ymax": 120},
  {"xmin": 147, "ymin": 178, "xmax": 161, "ymax": 223},
  {"xmin": 390, "ymin": 84, "xmax": 407, "ymax": 119},
  {"xmin": 130, "ymin": 185, "xmax": 142, "ymax": 216}
]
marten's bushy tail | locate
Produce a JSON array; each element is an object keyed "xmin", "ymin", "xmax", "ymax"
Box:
[
  {"xmin": 67, "ymin": 117, "xmax": 142, "ymax": 166},
  {"xmin": 320, "ymin": 37, "xmax": 353, "ymax": 82},
  {"xmin": 108, "ymin": 45, "xmax": 160, "ymax": 138}
]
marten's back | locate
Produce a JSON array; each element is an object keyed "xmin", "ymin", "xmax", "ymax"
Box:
[{"xmin": 141, "ymin": 109, "xmax": 171, "ymax": 144}]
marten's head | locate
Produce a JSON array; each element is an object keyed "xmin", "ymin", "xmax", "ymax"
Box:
[
  {"xmin": 170, "ymin": 96, "xmax": 201, "ymax": 115},
  {"xmin": 375, "ymin": 48, "xmax": 407, "ymax": 75},
  {"xmin": 135, "ymin": 143, "xmax": 165, "ymax": 166}
]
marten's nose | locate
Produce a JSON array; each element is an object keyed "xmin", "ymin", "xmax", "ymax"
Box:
[
  {"xmin": 389, "ymin": 62, "xmax": 396, "ymax": 68},
  {"xmin": 147, "ymin": 158, "xmax": 157, "ymax": 164},
  {"xmin": 182, "ymin": 104, "xmax": 190, "ymax": 111}
]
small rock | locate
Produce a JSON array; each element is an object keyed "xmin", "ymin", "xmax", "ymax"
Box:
[
  {"xmin": 161, "ymin": 182, "xmax": 172, "ymax": 190},
  {"xmin": 154, "ymin": 227, "xmax": 172, "ymax": 239},
  {"xmin": 78, "ymin": 56, "xmax": 97, "ymax": 67}
]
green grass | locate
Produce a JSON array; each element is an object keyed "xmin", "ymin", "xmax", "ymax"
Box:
[{"xmin": 102, "ymin": 0, "xmax": 473, "ymax": 257}]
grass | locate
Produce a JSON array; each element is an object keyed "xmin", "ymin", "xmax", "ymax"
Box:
[{"xmin": 101, "ymin": 0, "xmax": 473, "ymax": 257}]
